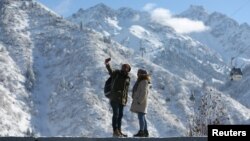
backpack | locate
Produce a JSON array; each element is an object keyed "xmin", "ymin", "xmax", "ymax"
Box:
[
  {"xmin": 104, "ymin": 76, "xmax": 112, "ymax": 98},
  {"xmin": 104, "ymin": 71, "xmax": 129, "ymax": 99}
]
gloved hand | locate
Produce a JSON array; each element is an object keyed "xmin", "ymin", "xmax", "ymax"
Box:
[{"xmin": 105, "ymin": 58, "xmax": 111, "ymax": 64}]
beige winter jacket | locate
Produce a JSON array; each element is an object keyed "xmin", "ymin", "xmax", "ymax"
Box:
[{"xmin": 130, "ymin": 79, "xmax": 149, "ymax": 114}]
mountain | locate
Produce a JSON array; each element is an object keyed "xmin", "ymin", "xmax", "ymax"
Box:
[
  {"xmin": 68, "ymin": 3, "xmax": 250, "ymax": 135},
  {"xmin": 0, "ymin": 0, "xmax": 131, "ymax": 136},
  {"xmin": 180, "ymin": 5, "xmax": 250, "ymax": 64},
  {"xmin": 180, "ymin": 5, "xmax": 250, "ymax": 107},
  {"xmin": 0, "ymin": 1, "xmax": 249, "ymax": 137}
]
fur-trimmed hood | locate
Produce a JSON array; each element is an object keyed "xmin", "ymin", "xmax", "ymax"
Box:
[{"xmin": 138, "ymin": 74, "xmax": 151, "ymax": 83}]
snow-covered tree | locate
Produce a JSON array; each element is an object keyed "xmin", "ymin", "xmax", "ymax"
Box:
[
  {"xmin": 188, "ymin": 86, "xmax": 229, "ymax": 136},
  {"xmin": 25, "ymin": 64, "xmax": 36, "ymax": 91}
]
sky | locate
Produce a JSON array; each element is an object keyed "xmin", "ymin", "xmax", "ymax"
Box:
[{"xmin": 36, "ymin": 0, "xmax": 250, "ymax": 25}]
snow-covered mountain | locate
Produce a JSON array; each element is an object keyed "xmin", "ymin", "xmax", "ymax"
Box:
[
  {"xmin": 0, "ymin": 42, "xmax": 31, "ymax": 136},
  {"xmin": 181, "ymin": 5, "xmax": 250, "ymax": 64},
  {"xmin": 67, "ymin": 2, "xmax": 250, "ymax": 135},
  {"xmin": 180, "ymin": 5, "xmax": 250, "ymax": 108},
  {"xmin": 0, "ymin": 0, "xmax": 249, "ymax": 137}
]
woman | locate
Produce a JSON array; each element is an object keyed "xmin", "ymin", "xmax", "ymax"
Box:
[{"xmin": 130, "ymin": 69, "xmax": 150, "ymax": 137}]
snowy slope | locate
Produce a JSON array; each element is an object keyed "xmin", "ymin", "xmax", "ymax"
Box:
[
  {"xmin": 0, "ymin": 43, "xmax": 31, "ymax": 136},
  {"xmin": 1, "ymin": 0, "xmax": 134, "ymax": 137},
  {"xmin": 0, "ymin": 0, "xmax": 33, "ymax": 136},
  {"xmin": 180, "ymin": 5, "xmax": 250, "ymax": 108},
  {"xmin": 68, "ymin": 4, "xmax": 230, "ymax": 86},
  {"xmin": 0, "ymin": 1, "xmax": 249, "ymax": 137}
]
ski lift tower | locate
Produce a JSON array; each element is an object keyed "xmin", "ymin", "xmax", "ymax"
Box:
[{"xmin": 139, "ymin": 40, "xmax": 146, "ymax": 58}]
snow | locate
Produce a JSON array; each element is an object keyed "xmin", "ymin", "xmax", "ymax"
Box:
[
  {"xmin": 183, "ymin": 7, "xmax": 250, "ymax": 66},
  {"xmin": 0, "ymin": 43, "xmax": 31, "ymax": 136},
  {"xmin": 236, "ymin": 57, "xmax": 250, "ymax": 68},
  {"xmin": 0, "ymin": 1, "xmax": 249, "ymax": 138},
  {"xmin": 31, "ymin": 46, "xmax": 53, "ymax": 136},
  {"xmin": 35, "ymin": 1, "xmax": 61, "ymax": 18},
  {"xmin": 129, "ymin": 25, "xmax": 162, "ymax": 49},
  {"xmin": 105, "ymin": 17, "xmax": 122, "ymax": 30},
  {"xmin": 129, "ymin": 25, "xmax": 149, "ymax": 39}
]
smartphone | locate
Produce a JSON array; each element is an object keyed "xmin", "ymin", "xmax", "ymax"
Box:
[{"xmin": 106, "ymin": 58, "xmax": 111, "ymax": 62}]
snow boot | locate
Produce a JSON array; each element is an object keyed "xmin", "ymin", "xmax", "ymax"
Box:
[
  {"xmin": 133, "ymin": 130, "xmax": 144, "ymax": 137},
  {"xmin": 113, "ymin": 129, "xmax": 122, "ymax": 137},
  {"xmin": 118, "ymin": 129, "xmax": 128, "ymax": 137},
  {"xmin": 144, "ymin": 129, "xmax": 149, "ymax": 137}
]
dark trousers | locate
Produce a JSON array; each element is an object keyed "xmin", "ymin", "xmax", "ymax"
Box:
[{"xmin": 110, "ymin": 101, "xmax": 124, "ymax": 131}]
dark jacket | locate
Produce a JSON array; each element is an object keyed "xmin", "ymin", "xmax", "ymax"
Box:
[{"xmin": 106, "ymin": 64, "xmax": 130, "ymax": 105}]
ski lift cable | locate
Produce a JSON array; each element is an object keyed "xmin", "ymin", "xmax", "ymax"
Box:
[
  {"xmin": 230, "ymin": 0, "xmax": 250, "ymax": 17},
  {"xmin": 231, "ymin": 57, "xmax": 238, "ymax": 68},
  {"xmin": 230, "ymin": 49, "xmax": 244, "ymax": 66}
]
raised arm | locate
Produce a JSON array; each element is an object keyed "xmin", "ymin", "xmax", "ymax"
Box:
[
  {"xmin": 106, "ymin": 63, "xmax": 114, "ymax": 76},
  {"xmin": 105, "ymin": 58, "xmax": 114, "ymax": 76}
]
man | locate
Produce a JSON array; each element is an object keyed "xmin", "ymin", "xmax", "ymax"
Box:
[{"xmin": 105, "ymin": 58, "xmax": 131, "ymax": 137}]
